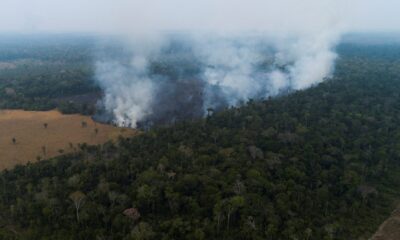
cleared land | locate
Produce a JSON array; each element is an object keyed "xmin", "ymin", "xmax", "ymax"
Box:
[
  {"xmin": 370, "ymin": 205, "xmax": 400, "ymax": 240},
  {"xmin": 0, "ymin": 110, "xmax": 136, "ymax": 170}
]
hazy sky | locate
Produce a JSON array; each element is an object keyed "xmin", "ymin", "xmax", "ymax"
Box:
[{"xmin": 0, "ymin": 0, "xmax": 398, "ymax": 34}]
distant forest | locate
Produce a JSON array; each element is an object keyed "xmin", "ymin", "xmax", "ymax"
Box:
[
  {"xmin": 0, "ymin": 34, "xmax": 99, "ymax": 114},
  {"xmin": 0, "ymin": 36, "xmax": 400, "ymax": 239}
]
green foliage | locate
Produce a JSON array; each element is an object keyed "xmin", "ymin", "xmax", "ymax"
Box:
[{"xmin": 1, "ymin": 42, "xmax": 400, "ymax": 239}]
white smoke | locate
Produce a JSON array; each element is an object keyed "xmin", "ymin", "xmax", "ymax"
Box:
[
  {"xmin": 279, "ymin": 31, "xmax": 340, "ymax": 90},
  {"xmin": 94, "ymin": 1, "xmax": 345, "ymax": 127},
  {"xmin": 96, "ymin": 61, "xmax": 154, "ymax": 127},
  {"xmin": 196, "ymin": 35, "xmax": 266, "ymax": 107},
  {"xmin": 96, "ymin": 36, "xmax": 165, "ymax": 127},
  {"xmin": 96, "ymin": 31, "xmax": 341, "ymax": 127}
]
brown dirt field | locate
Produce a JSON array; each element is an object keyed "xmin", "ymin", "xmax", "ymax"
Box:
[
  {"xmin": 370, "ymin": 205, "xmax": 400, "ymax": 240},
  {"xmin": 0, "ymin": 110, "xmax": 137, "ymax": 170}
]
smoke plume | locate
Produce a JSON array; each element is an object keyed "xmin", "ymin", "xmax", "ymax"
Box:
[{"xmin": 94, "ymin": 0, "xmax": 345, "ymax": 128}]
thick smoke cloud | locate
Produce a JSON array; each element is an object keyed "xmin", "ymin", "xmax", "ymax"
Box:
[
  {"xmin": 94, "ymin": 1, "xmax": 344, "ymax": 128},
  {"xmin": 95, "ymin": 32, "xmax": 340, "ymax": 128}
]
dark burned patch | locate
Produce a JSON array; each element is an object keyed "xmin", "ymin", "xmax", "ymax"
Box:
[
  {"xmin": 52, "ymin": 92, "xmax": 102, "ymax": 115},
  {"xmin": 54, "ymin": 92, "xmax": 102, "ymax": 106},
  {"xmin": 92, "ymin": 78, "xmax": 207, "ymax": 129},
  {"xmin": 92, "ymin": 109, "xmax": 114, "ymax": 125}
]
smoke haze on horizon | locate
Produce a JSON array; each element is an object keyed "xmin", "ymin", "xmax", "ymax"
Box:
[{"xmin": 0, "ymin": 0, "xmax": 399, "ymax": 33}]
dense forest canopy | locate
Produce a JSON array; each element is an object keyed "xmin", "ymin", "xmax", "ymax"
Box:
[{"xmin": 0, "ymin": 35, "xmax": 400, "ymax": 239}]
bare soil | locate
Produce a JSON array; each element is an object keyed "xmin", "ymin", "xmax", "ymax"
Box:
[
  {"xmin": 0, "ymin": 109, "xmax": 137, "ymax": 170},
  {"xmin": 370, "ymin": 205, "xmax": 400, "ymax": 240}
]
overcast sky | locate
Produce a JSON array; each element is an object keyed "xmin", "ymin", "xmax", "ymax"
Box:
[{"xmin": 0, "ymin": 0, "xmax": 398, "ymax": 34}]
